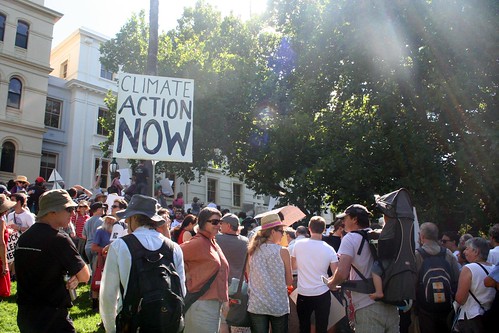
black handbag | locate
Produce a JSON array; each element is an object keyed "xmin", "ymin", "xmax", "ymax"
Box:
[{"xmin": 226, "ymin": 254, "xmax": 251, "ymax": 328}]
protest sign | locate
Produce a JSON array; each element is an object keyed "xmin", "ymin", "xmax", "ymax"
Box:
[
  {"xmin": 113, "ymin": 73, "xmax": 194, "ymax": 162},
  {"xmin": 6, "ymin": 230, "xmax": 20, "ymax": 264}
]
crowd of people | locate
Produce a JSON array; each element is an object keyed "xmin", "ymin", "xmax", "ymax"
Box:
[{"xmin": 0, "ymin": 177, "xmax": 498, "ymax": 333}]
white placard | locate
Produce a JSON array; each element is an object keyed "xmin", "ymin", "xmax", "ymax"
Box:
[
  {"xmin": 6, "ymin": 230, "xmax": 20, "ymax": 264},
  {"xmin": 113, "ymin": 73, "xmax": 194, "ymax": 162}
]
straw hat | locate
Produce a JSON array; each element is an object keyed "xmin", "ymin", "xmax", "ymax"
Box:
[
  {"xmin": 0, "ymin": 194, "xmax": 16, "ymax": 214},
  {"xmin": 14, "ymin": 175, "xmax": 29, "ymax": 184},
  {"xmin": 261, "ymin": 213, "xmax": 285, "ymax": 230}
]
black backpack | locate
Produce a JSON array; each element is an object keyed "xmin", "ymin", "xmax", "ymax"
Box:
[
  {"xmin": 416, "ymin": 247, "xmax": 453, "ymax": 313},
  {"xmin": 116, "ymin": 234, "xmax": 184, "ymax": 333}
]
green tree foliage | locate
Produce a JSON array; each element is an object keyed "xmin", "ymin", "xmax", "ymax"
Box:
[
  {"xmin": 99, "ymin": 1, "xmax": 279, "ymax": 182},
  {"xmin": 262, "ymin": 0, "xmax": 498, "ymax": 229},
  {"xmin": 99, "ymin": 0, "xmax": 497, "ymax": 231}
]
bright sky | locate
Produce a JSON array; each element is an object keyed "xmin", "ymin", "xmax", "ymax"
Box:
[{"xmin": 45, "ymin": 0, "xmax": 268, "ymax": 48}]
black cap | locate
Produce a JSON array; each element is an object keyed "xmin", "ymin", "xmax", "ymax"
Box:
[{"xmin": 336, "ymin": 204, "xmax": 371, "ymax": 219}]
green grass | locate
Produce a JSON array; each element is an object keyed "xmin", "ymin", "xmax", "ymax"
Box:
[{"xmin": 0, "ymin": 282, "xmax": 105, "ymax": 333}]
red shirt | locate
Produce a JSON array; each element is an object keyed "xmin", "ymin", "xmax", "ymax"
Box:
[{"xmin": 71, "ymin": 213, "xmax": 89, "ymax": 239}]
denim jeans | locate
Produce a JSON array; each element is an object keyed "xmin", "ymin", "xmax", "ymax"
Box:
[{"xmin": 249, "ymin": 312, "xmax": 289, "ymax": 333}]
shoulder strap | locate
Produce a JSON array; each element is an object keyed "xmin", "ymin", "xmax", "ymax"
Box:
[
  {"xmin": 119, "ymin": 234, "xmax": 145, "ymax": 315},
  {"xmin": 469, "ymin": 290, "xmax": 485, "ymax": 311},
  {"xmin": 416, "ymin": 247, "xmax": 428, "ymax": 258},
  {"xmin": 350, "ymin": 230, "xmax": 368, "ymax": 256},
  {"xmin": 236, "ymin": 253, "xmax": 249, "ymax": 293},
  {"xmin": 476, "ymin": 262, "xmax": 490, "ymax": 275},
  {"xmin": 350, "ymin": 263, "xmax": 369, "ymax": 282}
]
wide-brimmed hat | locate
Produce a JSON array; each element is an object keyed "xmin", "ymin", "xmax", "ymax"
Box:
[
  {"xmin": 116, "ymin": 194, "xmax": 162, "ymax": 222},
  {"xmin": 221, "ymin": 213, "xmax": 241, "ymax": 229},
  {"xmin": 37, "ymin": 189, "xmax": 78, "ymax": 218},
  {"xmin": 336, "ymin": 204, "xmax": 371, "ymax": 219},
  {"xmin": 14, "ymin": 175, "xmax": 29, "ymax": 184},
  {"xmin": 261, "ymin": 213, "xmax": 285, "ymax": 230},
  {"xmin": 0, "ymin": 194, "xmax": 16, "ymax": 214}
]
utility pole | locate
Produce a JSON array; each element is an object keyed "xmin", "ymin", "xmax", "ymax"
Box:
[
  {"xmin": 144, "ymin": 0, "xmax": 159, "ymax": 196},
  {"xmin": 147, "ymin": 0, "xmax": 159, "ymax": 76}
]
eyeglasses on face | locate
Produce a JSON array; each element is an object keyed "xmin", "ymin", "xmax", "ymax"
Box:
[
  {"xmin": 65, "ymin": 207, "xmax": 76, "ymax": 213},
  {"xmin": 111, "ymin": 205, "xmax": 120, "ymax": 209},
  {"xmin": 440, "ymin": 239, "xmax": 451, "ymax": 244},
  {"xmin": 206, "ymin": 219, "xmax": 221, "ymax": 225}
]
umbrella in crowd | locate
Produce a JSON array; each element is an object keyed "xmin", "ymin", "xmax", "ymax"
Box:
[{"xmin": 255, "ymin": 205, "xmax": 306, "ymax": 226}]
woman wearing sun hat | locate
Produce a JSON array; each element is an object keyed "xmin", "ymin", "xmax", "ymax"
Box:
[
  {"xmin": 10, "ymin": 175, "xmax": 29, "ymax": 194},
  {"xmin": 247, "ymin": 213, "xmax": 293, "ymax": 333}
]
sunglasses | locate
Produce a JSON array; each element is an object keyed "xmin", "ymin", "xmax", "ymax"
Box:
[
  {"xmin": 65, "ymin": 207, "xmax": 76, "ymax": 213},
  {"xmin": 206, "ymin": 219, "xmax": 221, "ymax": 225},
  {"xmin": 275, "ymin": 228, "xmax": 284, "ymax": 234},
  {"xmin": 440, "ymin": 239, "xmax": 451, "ymax": 244},
  {"xmin": 111, "ymin": 205, "xmax": 120, "ymax": 209}
]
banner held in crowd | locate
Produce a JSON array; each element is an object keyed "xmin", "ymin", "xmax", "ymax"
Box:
[{"xmin": 113, "ymin": 73, "xmax": 194, "ymax": 162}]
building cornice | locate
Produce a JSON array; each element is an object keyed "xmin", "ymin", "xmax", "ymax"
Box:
[
  {"xmin": 0, "ymin": 52, "xmax": 54, "ymax": 74},
  {"xmin": 0, "ymin": 119, "xmax": 46, "ymax": 136},
  {"xmin": 66, "ymin": 79, "xmax": 117, "ymax": 96},
  {"xmin": 6, "ymin": 0, "xmax": 63, "ymax": 22},
  {"xmin": 42, "ymin": 137, "xmax": 68, "ymax": 146}
]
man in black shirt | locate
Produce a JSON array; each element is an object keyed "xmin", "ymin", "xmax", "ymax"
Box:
[
  {"xmin": 15, "ymin": 189, "xmax": 90, "ymax": 333},
  {"xmin": 133, "ymin": 160, "xmax": 150, "ymax": 195}
]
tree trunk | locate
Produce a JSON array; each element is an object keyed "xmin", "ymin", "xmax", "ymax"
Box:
[{"xmin": 147, "ymin": 0, "xmax": 159, "ymax": 76}]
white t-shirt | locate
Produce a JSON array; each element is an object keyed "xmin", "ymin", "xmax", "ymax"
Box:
[
  {"xmin": 487, "ymin": 246, "xmax": 499, "ymax": 265},
  {"xmin": 337, "ymin": 229, "xmax": 375, "ymax": 311},
  {"xmin": 292, "ymin": 238, "xmax": 338, "ymax": 296},
  {"xmin": 7, "ymin": 210, "xmax": 35, "ymax": 231}
]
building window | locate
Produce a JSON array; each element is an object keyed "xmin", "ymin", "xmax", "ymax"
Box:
[
  {"xmin": 232, "ymin": 183, "xmax": 242, "ymax": 207},
  {"xmin": 15, "ymin": 20, "xmax": 29, "ymax": 49},
  {"xmin": 60, "ymin": 61, "xmax": 68, "ymax": 79},
  {"xmin": 207, "ymin": 178, "xmax": 217, "ymax": 204},
  {"xmin": 94, "ymin": 159, "xmax": 109, "ymax": 188},
  {"xmin": 100, "ymin": 64, "xmax": 114, "ymax": 80},
  {"xmin": 97, "ymin": 108, "xmax": 110, "ymax": 136},
  {"xmin": 0, "ymin": 141, "xmax": 16, "ymax": 173},
  {"xmin": 0, "ymin": 14, "xmax": 6, "ymax": 42},
  {"xmin": 39, "ymin": 152, "xmax": 57, "ymax": 181},
  {"xmin": 45, "ymin": 98, "xmax": 62, "ymax": 128},
  {"xmin": 7, "ymin": 78, "xmax": 22, "ymax": 109}
]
